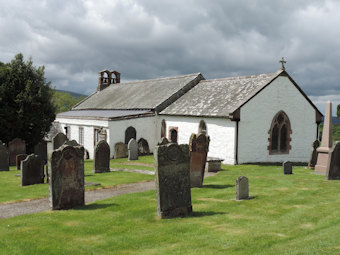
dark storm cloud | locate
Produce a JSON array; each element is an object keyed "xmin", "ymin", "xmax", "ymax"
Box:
[{"xmin": 0, "ymin": 0, "xmax": 339, "ymax": 113}]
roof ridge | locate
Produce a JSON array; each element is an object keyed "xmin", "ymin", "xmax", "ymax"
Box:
[
  {"xmin": 200, "ymin": 70, "xmax": 281, "ymax": 83},
  {"xmin": 115, "ymin": 73, "xmax": 202, "ymax": 85}
]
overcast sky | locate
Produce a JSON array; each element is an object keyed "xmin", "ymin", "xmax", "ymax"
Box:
[{"xmin": 1, "ymin": 0, "xmax": 339, "ymax": 115}]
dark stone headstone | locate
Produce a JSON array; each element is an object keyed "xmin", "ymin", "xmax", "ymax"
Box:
[
  {"xmin": 154, "ymin": 138, "xmax": 192, "ymax": 219},
  {"xmin": 34, "ymin": 141, "xmax": 48, "ymax": 164},
  {"xmin": 236, "ymin": 176, "xmax": 249, "ymax": 200},
  {"xmin": 21, "ymin": 154, "xmax": 44, "ymax": 186},
  {"xmin": 16, "ymin": 154, "xmax": 27, "ymax": 170},
  {"xmin": 128, "ymin": 138, "xmax": 138, "ymax": 160},
  {"xmin": 50, "ymin": 144, "xmax": 85, "ymax": 210},
  {"xmin": 283, "ymin": 161, "xmax": 293, "ymax": 175},
  {"xmin": 52, "ymin": 132, "xmax": 68, "ymax": 150},
  {"xmin": 94, "ymin": 140, "xmax": 110, "ymax": 173},
  {"xmin": 308, "ymin": 140, "xmax": 320, "ymax": 169},
  {"xmin": 0, "ymin": 141, "xmax": 9, "ymax": 171},
  {"xmin": 114, "ymin": 142, "xmax": 128, "ymax": 159},
  {"xmin": 8, "ymin": 138, "xmax": 26, "ymax": 166},
  {"xmin": 138, "ymin": 138, "xmax": 150, "ymax": 155},
  {"xmin": 189, "ymin": 133, "xmax": 210, "ymax": 187},
  {"xmin": 326, "ymin": 142, "xmax": 340, "ymax": 180}
]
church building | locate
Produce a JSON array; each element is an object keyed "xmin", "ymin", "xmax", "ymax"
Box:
[{"xmin": 55, "ymin": 64, "xmax": 322, "ymax": 164}]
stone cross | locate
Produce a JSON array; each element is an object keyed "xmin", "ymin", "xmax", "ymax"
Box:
[
  {"xmin": 0, "ymin": 141, "xmax": 9, "ymax": 171},
  {"xmin": 279, "ymin": 57, "xmax": 287, "ymax": 70},
  {"xmin": 326, "ymin": 142, "xmax": 340, "ymax": 180},
  {"xmin": 94, "ymin": 140, "xmax": 110, "ymax": 173},
  {"xmin": 283, "ymin": 161, "xmax": 293, "ymax": 175},
  {"xmin": 236, "ymin": 176, "xmax": 249, "ymax": 200},
  {"xmin": 21, "ymin": 154, "xmax": 44, "ymax": 186},
  {"xmin": 154, "ymin": 138, "xmax": 192, "ymax": 219},
  {"xmin": 315, "ymin": 101, "xmax": 333, "ymax": 174},
  {"xmin": 128, "ymin": 138, "xmax": 138, "ymax": 160}
]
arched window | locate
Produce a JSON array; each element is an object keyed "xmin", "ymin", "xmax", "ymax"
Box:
[
  {"xmin": 268, "ymin": 111, "xmax": 292, "ymax": 154},
  {"xmin": 161, "ymin": 119, "xmax": 166, "ymax": 138},
  {"xmin": 125, "ymin": 126, "xmax": 136, "ymax": 144},
  {"xmin": 198, "ymin": 120, "xmax": 207, "ymax": 134},
  {"xmin": 169, "ymin": 127, "xmax": 178, "ymax": 143}
]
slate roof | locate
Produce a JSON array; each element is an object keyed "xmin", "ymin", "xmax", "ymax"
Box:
[
  {"xmin": 73, "ymin": 73, "xmax": 204, "ymax": 112},
  {"xmin": 160, "ymin": 70, "xmax": 289, "ymax": 118},
  {"xmin": 57, "ymin": 110, "xmax": 154, "ymax": 120}
]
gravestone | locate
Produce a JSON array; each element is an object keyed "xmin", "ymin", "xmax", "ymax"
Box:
[
  {"xmin": 315, "ymin": 101, "xmax": 333, "ymax": 174},
  {"xmin": 34, "ymin": 141, "xmax": 48, "ymax": 164},
  {"xmin": 50, "ymin": 144, "xmax": 85, "ymax": 210},
  {"xmin": 8, "ymin": 138, "xmax": 26, "ymax": 166},
  {"xmin": 326, "ymin": 142, "xmax": 340, "ymax": 180},
  {"xmin": 189, "ymin": 133, "xmax": 210, "ymax": 187},
  {"xmin": 308, "ymin": 140, "xmax": 320, "ymax": 169},
  {"xmin": 21, "ymin": 154, "xmax": 44, "ymax": 186},
  {"xmin": 64, "ymin": 140, "xmax": 79, "ymax": 147},
  {"xmin": 114, "ymin": 142, "xmax": 128, "ymax": 159},
  {"xmin": 128, "ymin": 138, "xmax": 138, "ymax": 160},
  {"xmin": 205, "ymin": 157, "xmax": 223, "ymax": 172},
  {"xmin": 154, "ymin": 138, "xmax": 192, "ymax": 219},
  {"xmin": 236, "ymin": 176, "xmax": 249, "ymax": 200},
  {"xmin": 16, "ymin": 154, "xmax": 27, "ymax": 170},
  {"xmin": 0, "ymin": 141, "xmax": 9, "ymax": 171},
  {"xmin": 94, "ymin": 140, "xmax": 110, "ymax": 173},
  {"xmin": 52, "ymin": 132, "xmax": 68, "ymax": 150},
  {"xmin": 138, "ymin": 138, "xmax": 150, "ymax": 155},
  {"xmin": 283, "ymin": 161, "xmax": 293, "ymax": 175}
]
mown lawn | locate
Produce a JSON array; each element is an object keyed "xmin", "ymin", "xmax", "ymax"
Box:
[
  {"xmin": 0, "ymin": 156, "xmax": 154, "ymax": 204},
  {"xmin": 1, "ymin": 162, "xmax": 340, "ymax": 254}
]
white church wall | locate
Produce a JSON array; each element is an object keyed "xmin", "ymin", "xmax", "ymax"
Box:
[
  {"xmin": 238, "ymin": 75, "xmax": 317, "ymax": 164},
  {"xmin": 160, "ymin": 115, "xmax": 236, "ymax": 164},
  {"xmin": 108, "ymin": 116, "xmax": 157, "ymax": 157}
]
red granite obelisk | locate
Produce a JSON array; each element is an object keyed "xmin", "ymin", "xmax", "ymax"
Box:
[{"xmin": 314, "ymin": 101, "xmax": 332, "ymax": 174}]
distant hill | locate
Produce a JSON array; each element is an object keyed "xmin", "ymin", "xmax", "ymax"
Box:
[
  {"xmin": 55, "ymin": 89, "xmax": 87, "ymax": 98},
  {"xmin": 53, "ymin": 90, "xmax": 87, "ymax": 113}
]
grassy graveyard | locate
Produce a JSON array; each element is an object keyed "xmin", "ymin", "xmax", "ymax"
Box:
[{"xmin": 1, "ymin": 159, "xmax": 340, "ymax": 254}]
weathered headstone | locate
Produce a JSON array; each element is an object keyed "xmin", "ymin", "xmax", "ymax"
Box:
[
  {"xmin": 205, "ymin": 157, "xmax": 223, "ymax": 172},
  {"xmin": 154, "ymin": 138, "xmax": 192, "ymax": 219},
  {"xmin": 189, "ymin": 133, "xmax": 210, "ymax": 187},
  {"xmin": 128, "ymin": 138, "xmax": 138, "ymax": 160},
  {"xmin": 114, "ymin": 142, "xmax": 128, "ymax": 159},
  {"xmin": 16, "ymin": 154, "xmax": 27, "ymax": 170},
  {"xmin": 21, "ymin": 154, "xmax": 44, "ymax": 186},
  {"xmin": 94, "ymin": 140, "xmax": 110, "ymax": 173},
  {"xmin": 138, "ymin": 138, "xmax": 150, "ymax": 155},
  {"xmin": 50, "ymin": 144, "xmax": 85, "ymax": 210},
  {"xmin": 0, "ymin": 141, "xmax": 9, "ymax": 171},
  {"xmin": 34, "ymin": 141, "xmax": 48, "ymax": 164},
  {"xmin": 52, "ymin": 132, "xmax": 68, "ymax": 150},
  {"xmin": 326, "ymin": 142, "xmax": 340, "ymax": 180},
  {"xmin": 308, "ymin": 140, "xmax": 320, "ymax": 169},
  {"xmin": 8, "ymin": 138, "xmax": 26, "ymax": 166},
  {"xmin": 236, "ymin": 176, "xmax": 249, "ymax": 200},
  {"xmin": 283, "ymin": 161, "xmax": 293, "ymax": 175},
  {"xmin": 315, "ymin": 101, "xmax": 333, "ymax": 174},
  {"xmin": 64, "ymin": 140, "xmax": 79, "ymax": 147}
]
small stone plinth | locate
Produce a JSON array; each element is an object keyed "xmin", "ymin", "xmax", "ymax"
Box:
[
  {"xmin": 236, "ymin": 176, "xmax": 249, "ymax": 200},
  {"xmin": 205, "ymin": 157, "xmax": 223, "ymax": 172},
  {"xmin": 283, "ymin": 161, "xmax": 293, "ymax": 175}
]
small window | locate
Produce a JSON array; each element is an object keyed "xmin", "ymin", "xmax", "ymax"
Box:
[
  {"xmin": 268, "ymin": 111, "xmax": 292, "ymax": 154},
  {"xmin": 79, "ymin": 127, "xmax": 84, "ymax": 145},
  {"xmin": 64, "ymin": 125, "xmax": 71, "ymax": 139},
  {"xmin": 94, "ymin": 128, "xmax": 100, "ymax": 146},
  {"xmin": 161, "ymin": 119, "xmax": 166, "ymax": 138},
  {"xmin": 168, "ymin": 127, "xmax": 178, "ymax": 143},
  {"xmin": 125, "ymin": 126, "xmax": 136, "ymax": 144}
]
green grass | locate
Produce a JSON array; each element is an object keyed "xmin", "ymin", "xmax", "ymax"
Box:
[
  {"xmin": 1, "ymin": 163, "xmax": 340, "ymax": 254},
  {"xmin": 0, "ymin": 156, "xmax": 154, "ymax": 204}
]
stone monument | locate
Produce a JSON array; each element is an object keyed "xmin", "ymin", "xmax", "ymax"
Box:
[
  {"xmin": 94, "ymin": 140, "xmax": 110, "ymax": 173},
  {"xmin": 8, "ymin": 138, "xmax": 26, "ymax": 166},
  {"xmin": 114, "ymin": 142, "xmax": 128, "ymax": 159},
  {"xmin": 154, "ymin": 138, "xmax": 192, "ymax": 218},
  {"xmin": 189, "ymin": 132, "xmax": 210, "ymax": 187},
  {"xmin": 21, "ymin": 154, "xmax": 44, "ymax": 186},
  {"xmin": 308, "ymin": 140, "xmax": 320, "ymax": 169},
  {"xmin": 16, "ymin": 154, "xmax": 27, "ymax": 170},
  {"xmin": 34, "ymin": 141, "xmax": 48, "ymax": 164},
  {"xmin": 283, "ymin": 161, "xmax": 293, "ymax": 175},
  {"xmin": 128, "ymin": 138, "xmax": 138, "ymax": 160},
  {"xmin": 0, "ymin": 141, "xmax": 9, "ymax": 171},
  {"xmin": 50, "ymin": 144, "xmax": 85, "ymax": 210},
  {"xmin": 315, "ymin": 101, "xmax": 333, "ymax": 174},
  {"xmin": 52, "ymin": 132, "xmax": 68, "ymax": 150},
  {"xmin": 326, "ymin": 142, "xmax": 340, "ymax": 180},
  {"xmin": 236, "ymin": 176, "xmax": 249, "ymax": 200}
]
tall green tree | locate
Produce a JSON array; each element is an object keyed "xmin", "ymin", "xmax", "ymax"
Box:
[
  {"xmin": 337, "ymin": 104, "xmax": 340, "ymax": 118},
  {"xmin": 0, "ymin": 53, "xmax": 56, "ymax": 152}
]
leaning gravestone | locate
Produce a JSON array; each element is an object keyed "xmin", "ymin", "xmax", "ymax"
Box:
[
  {"xmin": 308, "ymin": 140, "xmax": 320, "ymax": 169},
  {"xmin": 283, "ymin": 161, "xmax": 293, "ymax": 175},
  {"xmin": 128, "ymin": 138, "xmax": 138, "ymax": 160},
  {"xmin": 189, "ymin": 132, "xmax": 210, "ymax": 187},
  {"xmin": 8, "ymin": 138, "xmax": 26, "ymax": 166},
  {"xmin": 50, "ymin": 144, "xmax": 85, "ymax": 210},
  {"xmin": 0, "ymin": 141, "xmax": 9, "ymax": 171},
  {"xmin": 21, "ymin": 154, "xmax": 44, "ymax": 186},
  {"xmin": 114, "ymin": 142, "xmax": 128, "ymax": 159},
  {"xmin": 326, "ymin": 142, "xmax": 340, "ymax": 180},
  {"xmin": 16, "ymin": 154, "xmax": 27, "ymax": 170},
  {"xmin": 236, "ymin": 176, "xmax": 249, "ymax": 200},
  {"xmin": 52, "ymin": 132, "xmax": 68, "ymax": 150},
  {"xmin": 34, "ymin": 141, "xmax": 48, "ymax": 164},
  {"xmin": 154, "ymin": 138, "xmax": 192, "ymax": 219},
  {"xmin": 94, "ymin": 140, "xmax": 110, "ymax": 173}
]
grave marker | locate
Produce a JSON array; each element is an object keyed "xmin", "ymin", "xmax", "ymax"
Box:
[
  {"xmin": 128, "ymin": 138, "xmax": 138, "ymax": 160},
  {"xmin": 0, "ymin": 141, "xmax": 9, "ymax": 171},
  {"xmin": 308, "ymin": 140, "xmax": 320, "ymax": 169},
  {"xmin": 326, "ymin": 142, "xmax": 340, "ymax": 180},
  {"xmin": 8, "ymin": 138, "xmax": 26, "ymax": 166},
  {"xmin": 283, "ymin": 161, "xmax": 293, "ymax": 175},
  {"xmin": 236, "ymin": 176, "xmax": 249, "ymax": 200},
  {"xmin": 16, "ymin": 154, "xmax": 27, "ymax": 170},
  {"xmin": 21, "ymin": 154, "xmax": 44, "ymax": 186},
  {"xmin": 114, "ymin": 142, "xmax": 128, "ymax": 159},
  {"xmin": 94, "ymin": 140, "xmax": 110, "ymax": 173}
]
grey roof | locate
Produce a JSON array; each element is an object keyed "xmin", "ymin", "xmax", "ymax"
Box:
[
  {"xmin": 57, "ymin": 109, "xmax": 154, "ymax": 120},
  {"xmin": 73, "ymin": 73, "xmax": 204, "ymax": 112},
  {"xmin": 160, "ymin": 70, "xmax": 284, "ymax": 117}
]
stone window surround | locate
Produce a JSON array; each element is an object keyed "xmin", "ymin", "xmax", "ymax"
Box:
[
  {"xmin": 168, "ymin": 126, "xmax": 178, "ymax": 143},
  {"xmin": 78, "ymin": 127, "xmax": 84, "ymax": 145}
]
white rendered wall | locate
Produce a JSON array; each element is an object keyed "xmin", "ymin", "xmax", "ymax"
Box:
[
  {"xmin": 238, "ymin": 76, "xmax": 317, "ymax": 164},
  {"xmin": 160, "ymin": 116, "xmax": 236, "ymax": 164}
]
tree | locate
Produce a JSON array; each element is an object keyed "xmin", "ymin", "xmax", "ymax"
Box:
[
  {"xmin": 337, "ymin": 104, "xmax": 340, "ymax": 118},
  {"xmin": 0, "ymin": 53, "xmax": 56, "ymax": 152},
  {"xmin": 53, "ymin": 91, "xmax": 86, "ymax": 114}
]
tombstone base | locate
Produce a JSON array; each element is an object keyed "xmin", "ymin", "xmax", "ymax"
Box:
[
  {"xmin": 235, "ymin": 196, "xmax": 255, "ymax": 201},
  {"xmin": 314, "ymin": 149, "xmax": 330, "ymax": 175},
  {"xmin": 93, "ymin": 168, "xmax": 110, "ymax": 174},
  {"xmin": 158, "ymin": 206, "xmax": 193, "ymax": 219}
]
